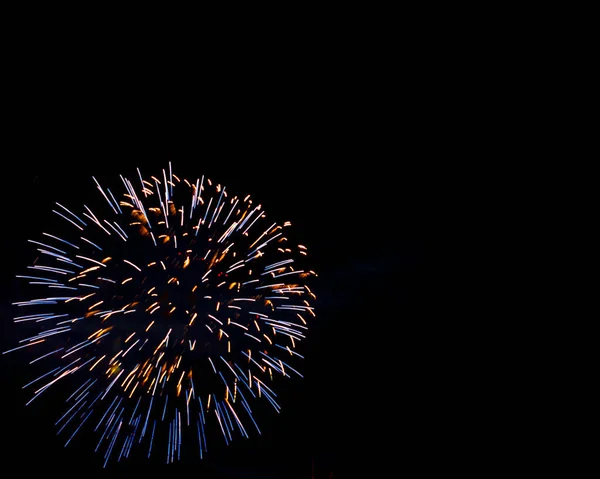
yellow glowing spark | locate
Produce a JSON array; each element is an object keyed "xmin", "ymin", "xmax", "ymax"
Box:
[
  {"xmin": 109, "ymin": 350, "xmax": 122, "ymax": 365},
  {"xmin": 146, "ymin": 302, "xmax": 159, "ymax": 311},
  {"xmin": 88, "ymin": 300, "xmax": 103, "ymax": 310},
  {"xmin": 90, "ymin": 355, "xmax": 106, "ymax": 371},
  {"xmin": 88, "ymin": 328, "xmax": 106, "ymax": 340},
  {"xmin": 129, "ymin": 382, "xmax": 139, "ymax": 398},
  {"xmin": 80, "ymin": 266, "xmax": 99, "ymax": 275},
  {"xmin": 148, "ymin": 377, "xmax": 156, "ymax": 393}
]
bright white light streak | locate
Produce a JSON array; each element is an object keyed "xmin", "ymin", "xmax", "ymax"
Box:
[
  {"xmin": 137, "ymin": 168, "xmax": 147, "ymax": 197},
  {"xmin": 104, "ymin": 220, "xmax": 127, "ymax": 241},
  {"xmin": 28, "ymin": 240, "xmax": 66, "ymax": 255},
  {"xmin": 249, "ymin": 222, "xmax": 276, "ymax": 249},
  {"xmin": 83, "ymin": 205, "xmax": 111, "ymax": 235},
  {"xmin": 2, "ymin": 339, "xmax": 45, "ymax": 354},
  {"xmin": 53, "ymin": 210, "xmax": 84, "ymax": 230},
  {"xmin": 122, "ymin": 339, "xmax": 140, "ymax": 357},
  {"xmin": 30, "ymin": 347, "xmax": 64, "ymax": 364},
  {"xmin": 42, "ymin": 233, "xmax": 80, "ymax": 249},
  {"xmin": 209, "ymin": 187, "xmax": 225, "ymax": 227},
  {"xmin": 81, "ymin": 237, "xmax": 102, "ymax": 250},
  {"xmin": 29, "ymin": 265, "xmax": 72, "ymax": 275},
  {"xmin": 76, "ymin": 255, "xmax": 107, "ymax": 268},
  {"xmin": 93, "ymin": 177, "xmax": 119, "ymax": 215},
  {"xmin": 208, "ymin": 357, "xmax": 217, "ymax": 373},
  {"xmin": 101, "ymin": 370, "xmax": 124, "ymax": 400},
  {"xmin": 248, "ymin": 232, "xmax": 282, "ymax": 256},
  {"xmin": 243, "ymin": 333, "xmax": 262, "ymax": 343},
  {"xmin": 242, "ymin": 210, "xmax": 265, "ymax": 235},
  {"xmin": 113, "ymin": 221, "xmax": 128, "ymax": 239},
  {"xmin": 123, "ymin": 259, "xmax": 141, "ymax": 272},
  {"xmin": 107, "ymin": 188, "xmax": 123, "ymax": 214},
  {"xmin": 223, "ymin": 198, "xmax": 239, "ymax": 225},
  {"xmin": 55, "ymin": 202, "xmax": 87, "ymax": 226},
  {"xmin": 17, "ymin": 275, "xmax": 57, "ymax": 283}
]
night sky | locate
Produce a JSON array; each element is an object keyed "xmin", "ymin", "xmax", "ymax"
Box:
[{"xmin": 0, "ymin": 121, "xmax": 434, "ymax": 478}]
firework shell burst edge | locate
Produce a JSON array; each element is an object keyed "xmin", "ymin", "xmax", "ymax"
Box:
[{"xmin": 5, "ymin": 163, "xmax": 317, "ymax": 467}]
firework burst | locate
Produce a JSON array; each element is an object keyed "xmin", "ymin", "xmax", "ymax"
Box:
[{"xmin": 5, "ymin": 163, "xmax": 316, "ymax": 466}]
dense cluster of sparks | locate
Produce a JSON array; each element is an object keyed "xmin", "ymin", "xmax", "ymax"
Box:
[{"xmin": 5, "ymin": 163, "xmax": 316, "ymax": 466}]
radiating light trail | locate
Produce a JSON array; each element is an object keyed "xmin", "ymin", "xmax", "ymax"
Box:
[{"xmin": 7, "ymin": 164, "xmax": 316, "ymax": 467}]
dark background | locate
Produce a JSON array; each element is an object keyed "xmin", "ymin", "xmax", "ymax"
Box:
[{"xmin": 0, "ymin": 71, "xmax": 441, "ymax": 477}]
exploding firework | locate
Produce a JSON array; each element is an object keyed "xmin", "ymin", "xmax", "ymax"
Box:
[{"xmin": 5, "ymin": 163, "xmax": 316, "ymax": 466}]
